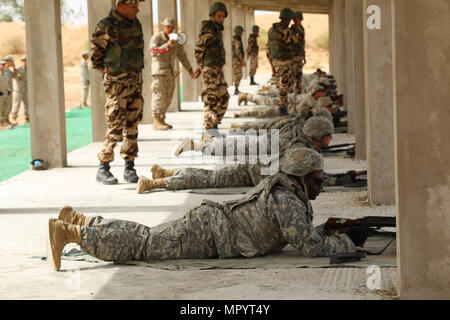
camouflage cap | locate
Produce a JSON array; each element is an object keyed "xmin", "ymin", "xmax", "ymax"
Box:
[
  {"xmin": 311, "ymin": 106, "xmax": 333, "ymax": 122},
  {"xmin": 280, "ymin": 147, "xmax": 324, "ymax": 177},
  {"xmin": 162, "ymin": 17, "xmax": 176, "ymax": 27},
  {"xmin": 116, "ymin": 0, "xmax": 144, "ymax": 7},
  {"xmin": 317, "ymin": 96, "xmax": 333, "ymax": 108},
  {"xmin": 310, "ymin": 84, "xmax": 326, "ymax": 95},
  {"xmin": 303, "ymin": 116, "xmax": 334, "ymax": 139},
  {"xmin": 5, "ymin": 55, "xmax": 14, "ymax": 61}
]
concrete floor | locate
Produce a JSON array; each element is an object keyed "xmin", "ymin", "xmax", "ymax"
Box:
[{"xmin": 0, "ymin": 74, "xmax": 398, "ymax": 300}]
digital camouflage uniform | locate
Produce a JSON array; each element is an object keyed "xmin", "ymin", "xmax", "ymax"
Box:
[
  {"xmin": 268, "ymin": 22, "xmax": 295, "ymax": 111},
  {"xmin": 247, "ymin": 33, "xmax": 259, "ymax": 77},
  {"xmin": 291, "ymin": 24, "xmax": 305, "ymax": 93},
  {"xmin": 150, "ymin": 30, "xmax": 193, "ymax": 115},
  {"xmin": 232, "ymin": 34, "xmax": 244, "ymax": 87},
  {"xmin": 195, "ymin": 20, "xmax": 230, "ymax": 130},
  {"xmin": 90, "ymin": 9, "xmax": 145, "ymax": 163},
  {"xmin": 0, "ymin": 66, "xmax": 10, "ymax": 123},
  {"xmin": 80, "ymin": 171, "xmax": 356, "ymax": 262}
]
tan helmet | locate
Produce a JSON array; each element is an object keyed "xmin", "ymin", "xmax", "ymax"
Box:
[
  {"xmin": 311, "ymin": 107, "xmax": 333, "ymax": 122},
  {"xmin": 303, "ymin": 116, "xmax": 334, "ymax": 139},
  {"xmin": 280, "ymin": 148, "xmax": 324, "ymax": 177}
]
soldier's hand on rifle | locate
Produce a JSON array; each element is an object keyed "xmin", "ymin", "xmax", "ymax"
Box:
[{"xmin": 344, "ymin": 226, "xmax": 369, "ymax": 247}]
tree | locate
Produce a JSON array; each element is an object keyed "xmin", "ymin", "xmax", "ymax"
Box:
[{"xmin": 0, "ymin": 0, "xmax": 76, "ymax": 22}]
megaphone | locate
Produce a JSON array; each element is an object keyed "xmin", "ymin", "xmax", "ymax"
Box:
[{"xmin": 169, "ymin": 32, "xmax": 188, "ymax": 45}]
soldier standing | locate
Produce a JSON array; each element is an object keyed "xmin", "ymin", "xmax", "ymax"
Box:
[
  {"xmin": 267, "ymin": 8, "xmax": 295, "ymax": 116},
  {"xmin": 90, "ymin": 0, "xmax": 145, "ymax": 185},
  {"xmin": 150, "ymin": 18, "xmax": 199, "ymax": 131},
  {"xmin": 11, "ymin": 56, "xmax": 28, "ymax": 124},
  {"xmin": 194, "ymin": 1, "xmax": 230, "ymax": 137},
  {"xmin": 0, "ymin": 60, "xmax": 12, "ymax": 126},
  {"xmin": 232, "ymin": 25, "xmax": 245, "ymax": 95},
  {"xmin": 79, "ymin": 52, "xmax": 90, "ymax": 108},
  {"xmin": 291, "ymin": 11, "xmax": 306, "ymax": 94},
  {"xmin": 4, "ymin": 56, "xmax": 16, "ymax": 124},
  {"xmin": 247, "ymin": 25, "xmax": 260, "ymax": 86}
]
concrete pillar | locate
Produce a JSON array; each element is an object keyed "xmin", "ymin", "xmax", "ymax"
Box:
[
  {"xmin": 393, "ymin": 0, "xmax": 450, "ymax": 300},
  {"xmin": 25, "ymin": 0, "xmax": 67, "ymax": 167},
  {"xmin": 344, "ymin": 0, "xmax": 356, "ymax": 134},
  {"xmin": 244, "ymin": 7, "xmax": 253, "ymax": 78},
  {"xmin": 87, "ymin": 0, "xmax": 114, "ymax": 142},
  {"xmin": 329, "ymin": 0, "xmax": 346, "ymax": 97},
  {"xmin": 140, "ymin": 0, "xmax": 154, "ymax": 123},
  {"xmin": 180, "ymin": 0, "xmax": 199, "ymax": 103},
  {"xmin": 328, "ymin": 12, "xmax": 334, "ymax": 75},
  {"xmin": 364, "ymin": 0, "xmax": 395, "ymax": 205},
  {"xmin": 158, "ymin": 0, "xmax": 180, "ymax": 112},
  {"xmin": 237, "ymin": 5, "xmax": 247, "ymax": 79},
  {"xmin": 352, "ymin": 0, "xmax": 367, "ymax": 160}
]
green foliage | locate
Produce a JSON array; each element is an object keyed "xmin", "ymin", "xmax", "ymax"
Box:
[
  {"xmin": 0, "ymin": 0, "xmax": 75, "ymax": 22},
  {"xmin": 0, "ymin": 12, "xmax": 13, "ymax": 22}
]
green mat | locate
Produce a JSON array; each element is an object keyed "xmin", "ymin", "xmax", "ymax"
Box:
[{"xmin": 0, "ymin": 107, "xmax": 93, "ymax": 182}]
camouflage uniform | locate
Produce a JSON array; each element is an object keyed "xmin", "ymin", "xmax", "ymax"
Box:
[
  {"xmin": 80, "ymin": 171, "xmax": 356, "ymax": 262},
  {"xmin": 290, "ymin": 24, "xmax": 305, "ymax": 93},
  {"xmin": 90, "ymin": 9, "xmax": 145, "ymax": 163},
  {"xmin": 80, "ymin": 57, "xmax": 90, "ymax": 106},
  {"xmin": 195, "ymin": 20, "xmax": 230, "ymax": 130},
  {"xmin": 11, "ymin": 64, "xmax": 28, "ymax": 121},
  {"xmin": 232, "ymin": 34, "xmax": 244, "ymax": 87},
  {"xmin": 0, "ymin": 66, "xmax": 10, "ymax": 123},
  {"xmin": 247, "ymin": 33, "xmax": 259, "ymax": 77},
  {"xmin": 268, "ymin": 22, "xmax": 295, "ymax": 111},
  {"xmin": 150, "ymin": 30, "xmax": 193, "ymax": 115}
]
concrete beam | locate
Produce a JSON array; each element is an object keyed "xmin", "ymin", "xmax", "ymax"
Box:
[
  {"xmin": 87, "ymin": 0, "xmax": 114, "ymax": 142},
  {"xmin": 352, "ymin": 0, "xmax": 367, "ymax": 160},
  {"xmin": 158, "ymin": 0, "xmax": 180, "ymax": 112},
  {"xmin": 344, "ymin": 0, "xmax": 355, "ymax": 134},
  {"xmin": 140, "ymin": 0, "xmax": 154, "ymax": 123},
  {"xmin": 364, "ymin": 0, "xmax": 395, "ymax": 205},
  {"xmin": 25, "ymin": 0, "xmax": 67, "ymax": 167},
  {"xmin": 237, "ymin": 6, "xmax": 247, "ymax": 79},
  {"xmin": 393, "ymin": 0, "xmax": 450, "ymax": 300}
]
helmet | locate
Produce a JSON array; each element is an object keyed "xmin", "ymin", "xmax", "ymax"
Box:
[
  {"xmin": 234, "ymin": 25, "xmax": 244, "ymax": 34},
  {"xmin": 311, "ymin": 107, "xmax": 333, "ymax": 122},
  {"xmin": 303, "ymin": 116, "xmax": 334, "ymax": 139},
  {"xmin": 209, "ymin": 2, "xmax": 228, "ymax": 17},
  {"xmin": 252, "ymin": 25, "xmax": 260, "ymax": 32},
  {"xmin": 280, "ymin": 148, "xmax": 324, "ymax": 177},
  {"xmin": 116, "ymin": 0, "xmax": 144, "ymax": 7},
  {"xmin": 295, "ymin": 11, "xmax": 304, "ymax": 20},
  {"xmin": 279, "ymin": 8, "xmax": 295, "ymax": 20},
  {"xmin": 317, "ymin": 96, "xmax": 333, "ymax": 108}
]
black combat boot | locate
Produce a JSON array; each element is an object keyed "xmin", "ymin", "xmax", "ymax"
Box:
[
  {"xmin": 96, "ymin": 162, "xmax": 118, "ymax": 185},
  {"xmin": 234, "ymin": 88, "xmax": 241, "ymax": 95},
  {"xmin": 124, "ymin": 161, "xmax": 139, "ymax": 183},
  {"xmin": 250, "ymin": 76, "xmax": 259, "ymax": 85}
]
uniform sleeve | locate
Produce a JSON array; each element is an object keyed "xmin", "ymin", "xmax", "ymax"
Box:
[
  {"xmin": 270, "ymin": 188, "xmax": 356, "ymax": 257},
  {"xmin": 90, "ymin": 21, "xmax": 115, "ymax": 71},
  {"xmin": 149, "ymin": 34, "xmax": 171, "ymax": 56},
  {"xmin": 176, "ymin": 45, "xmax": 193, "ymax": 72},
  {"xmin": 194, "ymin": 28, "xmax": 213, "ymax": 68},
  {"xmin": 234, "ymin": 39, "xmax": 243, "ymax": 60},
  {"xmin": 247, "ymin": 36, "xmax": 255, "ymax": 56}
]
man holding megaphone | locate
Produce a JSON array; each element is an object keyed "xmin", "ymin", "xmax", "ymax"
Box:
[{"xmin": 150, "ymin": 17, "xmax": 200, "ymax": 130}]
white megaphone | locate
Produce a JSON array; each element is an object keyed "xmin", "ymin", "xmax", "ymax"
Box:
[{"xmin": 169, "ymin": 32, "xmax": 188, "ymax": 45}]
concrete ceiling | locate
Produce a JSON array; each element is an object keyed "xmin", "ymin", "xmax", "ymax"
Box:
[{"xmin": 233, "ymin": 0, "xmax": 332, "ymax": 14}]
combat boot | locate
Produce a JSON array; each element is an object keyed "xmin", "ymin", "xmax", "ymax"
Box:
[
  {"xmin": 124, "ymin": 161, "xmax": 139, "ymax": 183},
  {"xmin": 58, "ymin": 205, "xmax": 89, "ymax": 226},
  {"xmin": 151, "ymin": 164, "xmax": 175, "ymax": 179},
  {"xmin": 174, "ymin": 137, "xmax": 195, "ymax": 156},
  {"xmin": 153, "ymin": 114, "xmax": 169, "ymax": 131},
  {"xmin": 47, "ymin": 219, "xmax": 82, "ymax": 271},
  {"xmin": 96, "ymin": 162, "xmax": 119, "ymax": 185},
  {"xmin": 160, "ymin": 114, "xmax": 173, "ymax": 129},
  {"xmin": 234, "ymin": 88, "xmax": 241, "ymax": 95},
  {"xmin": 136, "ymin": 176, "xmax": 166, "ymax": 194},
  {"xmin": 250, "ymin": 76, "xmax": 259, "ymax": 86},
  {"xmin": 238, "ymin": 93, "xmax": 248, "ymax": 106}
]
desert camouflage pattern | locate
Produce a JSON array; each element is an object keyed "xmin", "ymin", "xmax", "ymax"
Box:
[
  {"xmin": 97, "ymin": 72, "xmax": 144, "ymax": 163},
  {"xmin": 290, "ymin": 24, "xmax": 306, "ymax": 92},
  {"xmin": 11, "ymin": 65, "xmax": 29, "ymax": 120},
  {"xmin": 247, "ymin": 34, "xmax": 259, "ymax": 77},
  {"xmin": 232, "ymin": 35, "xmax": 244, "ymax": 86},
  {"xmin": 303, "ymin": 116, "xmax": 334, "ymax": 140},
  {"xmin": 267, "ymin": 22, "xmax": 294, "ymax": 61},
  {"xmin": 151, "ymin": 74, "xmax": 176, "ymax": 114},
  {"xmin": 201, "ymin": 66, "xmax": 230, "ymax": 129},
  {"xmin": 80, "ymin": 172, "xmax": 356, "ymax": 261},
  {"xmin": 195, "ymin": 20, "xmax": 226, "ymax": 69},
  {"xmin": 280, "ymin": 147, "xmax": 324, "ymax": 177},
  {"xmin": 293, "ymin": 94, "xmax": 319, "ymax": 115},
  {"xmin": 0, "ymin": 69, "xmax": 11, "ymax": 122},
  {"xmin": 273, "ymin": 60, "xmax": 293, "ymax": 110},
  {"xmin": 232, "ymin": 59, "xmax": 243, "ymax": 87},
  {"xmin": 90, "ymin": 10, "xmax": 144, "ymax": 75},
  {"xmin": 311, "ymin": 106, "xmax": 333, "ymax": 122}
]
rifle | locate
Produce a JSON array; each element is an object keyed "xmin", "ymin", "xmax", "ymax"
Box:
[
  {"xmin": 323, "ymin": 143, "xmax": 355, "ymax": 150},
  {"xmin": 324, "ymin": 216, "xmax": 396, "ymax": 236}
]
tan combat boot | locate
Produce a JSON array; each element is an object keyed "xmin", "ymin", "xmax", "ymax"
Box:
[
  {"xmin": 160, "ymin": 113, "xmax": 173, "ymax": 129},
  {"xmin": 230, "ymin": 123, "xmax": 244, "ymax": 130},
  {"xmin": 47, "ymin": 219, "xmax": 82, "ymax": 271},
  {"xmin": 174, "ymin": 137, "xmax": 196, "ymax": 156},
  {"xmin": 151, "ymin": 164, "xmax": 175, "ymax": 179},
  {"xmin": 153, "ymin": 114, "xmax": 169, "ymax": 131},
  {"xmin": 58, "ymin": 205, "xmax": 90, "ymax": 226},
  {"xmin": 238, "ymin": 93, "xmax": 248, "ymax": 106},
  {"xmin": 136, "ymin": 176, "xmax": 166, "ymax": 194}
]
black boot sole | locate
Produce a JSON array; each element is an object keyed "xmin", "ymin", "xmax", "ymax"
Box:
[{"xmin": 96, "ymin": 178, "xmax": 119, "ymax": 185}]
